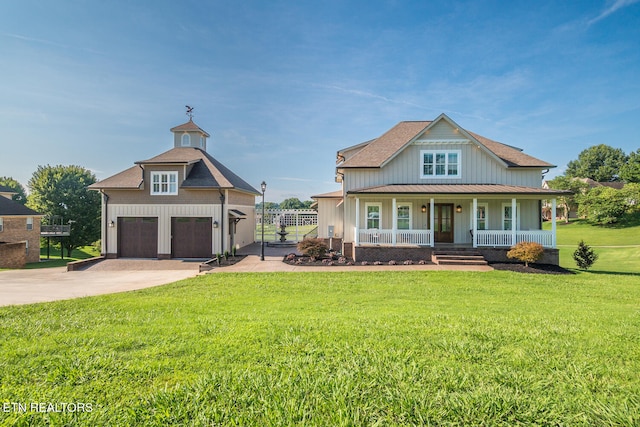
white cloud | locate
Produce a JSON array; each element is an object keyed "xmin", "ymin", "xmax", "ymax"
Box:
[{"xmin": 588, "ymin": 0, "xmax": 640, "ymax": 25}]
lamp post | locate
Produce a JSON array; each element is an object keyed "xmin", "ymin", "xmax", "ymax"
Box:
[{"xmin": 260, "ymin": 181, "xmax": 266, "ymax": 261}]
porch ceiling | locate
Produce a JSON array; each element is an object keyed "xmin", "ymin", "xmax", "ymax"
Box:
[{"xmin": 347, "ymin": 184, "xmax": 572, "ymax": 197}]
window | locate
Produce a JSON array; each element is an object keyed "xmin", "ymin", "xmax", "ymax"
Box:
[
  {"xmin": 397, "ymin": 204, "xmax": 412, "ymax": 230},
  {"xmin": 502, "ymin": 203, "xmax": 520, "ymax": 230},
  {"xmin": 470, "ymin": 203, "xmax": 488, "ymax": 230},
  {"xmin": 199, "ymin": 136, "xmax": 205, "ymax": 148},
  {"xmin": 181, "ymin": 133, "xmax": 190, "ymax": 146},
  {"xmin": 421, "ymin": 150, "xmax": 461, "ymax": 179},
  {"xmin": 27, "ymin": 217, "xmax": 33, "ymax": 231},
  {"xmin": 0, "ymin": 217, "xmax": 3, "ymax": 232},
  {"xmin": 365, "ymin": 203, "xmax": 381, "ymax": 229},
  {"xmin": 151, "ymin": 172, "xmax": 178, "ymax": 195}
]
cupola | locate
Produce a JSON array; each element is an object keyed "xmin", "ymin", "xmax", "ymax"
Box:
[{"xmin": 169, "ymin": 108, "xmax": 210, "ymax": 151}]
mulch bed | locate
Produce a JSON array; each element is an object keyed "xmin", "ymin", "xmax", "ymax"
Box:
[
  {"xmin": 284, "ymin": 254, "xmax": 573, "ymax": 274},
  {"xmin": 489, "ymin": 262, "xmax": 574, "ymax": 274},
  {"xmin": 204, "ymin": 255, "xmax": 247, "ymax": 268}
]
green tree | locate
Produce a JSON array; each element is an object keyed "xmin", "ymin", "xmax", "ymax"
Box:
[
  {"xmin": 566, "ymin": 144, "xmax": 628, "ymax": 182},
  {"xmin": 279, "ymin": 198, "xmax": 305, "ymax": 209},
  {"xmin": 573, "ymin": 240, "xmax": 598, "ymax": 270},
  {"xmin": 256, "ymin": 201, "xmax": 279, "ymax": 210},
  {"xmin": 620, "ymin": 149, "xmax": 640, "ymax": 183},
  {"xmin": 0, "ymin": 176, "xmax": 28, "ymax": 204},
  {"xmin": 545, "ymin": 176, "xmax": 589, "ymax": 223},
  {"xmin": 27, "ymin": 165, "xmax": 101, "ymax": 257},
  {"xmin": 578, "ymin": 186, "xmax": 627, "ymax": 225}
]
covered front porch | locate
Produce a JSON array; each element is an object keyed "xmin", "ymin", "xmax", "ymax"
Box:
[{"xmin": 349, "ymin": 187, "xmax": 561, "ymax": 250}]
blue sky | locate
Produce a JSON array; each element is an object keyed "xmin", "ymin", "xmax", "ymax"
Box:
[{"xmin": 1, "ymin": 0, "xmax": 639, "ymax": 202}]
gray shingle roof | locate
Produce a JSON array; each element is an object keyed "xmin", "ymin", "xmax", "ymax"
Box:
[{"xmin": 0, "ymin": 197, "xmax": 42, "ymax": 216}]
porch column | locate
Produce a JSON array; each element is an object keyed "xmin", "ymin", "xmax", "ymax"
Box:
[
  {"xmin": 472, "ymin": 198, "xmax": 478, "ymax": 248},
  {"xmin": 511, "ymin": 198, "xmax": 517, "ymax": 246},
  {"xmin": 430, "ymin": 198, "xmax": 435, "ymax": 248},
  {"xmin": 392, "ymin": 198, "xmax": 397, "ymax": 246},
  {"xmin": 552, "ymin": 198, "xmax": 557, "ymax": 248},
  {"xmin": 355, "ymin": 197, "xmax": 360, "ymax": 246}
]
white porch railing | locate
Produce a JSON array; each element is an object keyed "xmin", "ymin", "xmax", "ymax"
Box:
[
  {"xmin": 475, "ymin": 230, "xmax": 554, "ymax": 248},
  {"xmin": 356, "ymin": 229, "xmax": 433, "ymax": 246}
]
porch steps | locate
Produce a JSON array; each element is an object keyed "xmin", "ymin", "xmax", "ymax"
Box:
[{"xmin": 432, "ymin": 251, "xmax": 488, "ymax": 266}]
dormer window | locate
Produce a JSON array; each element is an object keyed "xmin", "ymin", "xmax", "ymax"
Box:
[
  {"xmin": 199, "ymin": 136, "xmax": 204, "ymax": 148},
  {"xmin": 181, "ymin": 134, "xmax": 190, "ymax": 146},
  {"xmin": 151, "ymin": 172, "xmax": 178, "ymax": 195},
  {"xmin": 420, "ymin": 150, "xmax": 461, "ymax": 179}
]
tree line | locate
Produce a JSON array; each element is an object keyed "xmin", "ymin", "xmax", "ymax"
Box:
[
  {"xmin": 547, "ymin": 145, "xmax": 640, "ymax": 225},
  {"xmin": 1, "ymin": 165, "xmax": 101, "ymax": 257},
  {"xmin": 255, "ymin": 198, "xmax": 314, "ymax": 210}
]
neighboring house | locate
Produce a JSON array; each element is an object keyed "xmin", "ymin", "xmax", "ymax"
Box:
[
  {"xmin": 89, "ymin": 119, "xmax": 259, "ymax": 259},
  {"xmin": 541, "ymin": 178, "xmax": 625, "ymax": 220},
  {"xmin": 0, "ymin": 186, "xmax": 43, "ymax": 267},
  {"xmin": 313, "ymin": 113, "xmax": 570, "ymax": 264}
]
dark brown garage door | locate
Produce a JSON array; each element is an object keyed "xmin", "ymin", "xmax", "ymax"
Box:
[
  {"xmin": 118, "ymin": 217, "xmax": 158, "ymax": 258},
  {"xmin": 171, "ymin": 217, "xmax": 212, "ymax": 258}
]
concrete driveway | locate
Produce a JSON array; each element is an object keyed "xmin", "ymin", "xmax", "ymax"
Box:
[{"xmin": 0, "ymin": 260, "xmax": 200, "ymax": 307}]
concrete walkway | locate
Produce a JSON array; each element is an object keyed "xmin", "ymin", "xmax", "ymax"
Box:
[
  {"xmin": 0, "ymin": 244, "xmax": 491, "ymax": 307},
  {"xmin": 208, "ymin": 243, "xmax": 493, "ymax": 273}
]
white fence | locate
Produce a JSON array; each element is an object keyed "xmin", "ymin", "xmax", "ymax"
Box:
[
  {"xmin": 356, "ymin": 229, "xmax": 434, "ymax": 246},
  {"xmin": 256, "ymin": 209, "xmax": 318, "ymax": 242},
  {"xmin": 475, "ymin": 230, "xmax": 555, "ymax": 248}
]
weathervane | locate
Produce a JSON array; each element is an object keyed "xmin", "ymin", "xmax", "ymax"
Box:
[{"xmin": 185, "ymin": 105, "xmax": 194, "ymax": 120}]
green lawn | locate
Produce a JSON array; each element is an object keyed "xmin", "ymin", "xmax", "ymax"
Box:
[
  {"xmin": 544, "ymin": 219, "xmax": 640, "ymax": 273},
  {"xmin": 1, "ymin": 271, "xmax": 639, "ymax": 426},
  {"xmin": 26, "ymin": 246, "xmax": 101, "ymax": 269}
]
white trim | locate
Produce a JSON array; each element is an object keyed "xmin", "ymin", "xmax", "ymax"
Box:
[
  {"xmin": 396, "ymin": 203, "xmax": 412, "ymax": 230},
  {"xmin": 501, "ymin": 202, "xmax": 520, "ymax": 231},
  {"xmin": 420, "ymin": 149, "xmax": 462, "ymax": 179},
  {"xmin": 469, "ymin": 202, "xmax": 488, "ymax": 231},
  {"xmin": 151, "ymin": 171, "xmax": 179, "ymax": 195},
  {"xmin": 414, "ymin": 139, "xmax": 471, "ymax": 144},
  {"xmin": 364, "ymin": 202, "xmax": 382, "ymax": 230}
]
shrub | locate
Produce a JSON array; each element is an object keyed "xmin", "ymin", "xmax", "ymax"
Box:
[
  {"xmin": 297, "ymin": 238, "xmax": 328, "ymax": 259},
  {"xmin": 388, "ymin": 260, "xmax": 397, "ymax": 265},
  {"xmin": 403, "ymin": 260, "xmax": 414, "ymax": 265},
  {"xmin": 507, "ymin": 241, "xmax": 544, "ymax": 267},
  {"xmin": 573, "ymin": 240, "xmax": 598, "ymax": 270}
]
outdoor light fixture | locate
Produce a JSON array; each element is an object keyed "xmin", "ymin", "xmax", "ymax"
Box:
[
  {"xmin": 456, "ymin": 205, "xmax": 462, "ymax": 213},
  {"xmin": 213, "ymin": 220, "xmax": 219, "ymax": 228},
  {"xmin": 108, "ymin": 220, "xmax": 115, "ymax": 228},
  {"xmin": 260, "ymin": 181, "xmax": 267, "ymax": 261},
  {"xmin": 421, "ymin": 205, "xmax": 427, "ymax": 213}
]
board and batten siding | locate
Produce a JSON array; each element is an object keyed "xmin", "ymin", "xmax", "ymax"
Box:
[
  {"xmin": 342, "ymin": 120, "xmax": 543, "ymax": 192},
  {"xmin": 316, "ymin": 198, "xmax": 344, "ymax": 239},
  {"xmin": 104, "ymin": 204, "xmax": 221, "ymax": 256},
  {"xmin": 228, "ymin": 203, "xmax": 257, "ymax": 249}
]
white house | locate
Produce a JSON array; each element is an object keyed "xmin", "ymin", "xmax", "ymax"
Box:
[{"xmin": 313, "ymin": 113, "xmax": 569, "ymax": 264}]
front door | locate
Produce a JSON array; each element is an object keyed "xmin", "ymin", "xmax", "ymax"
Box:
[{"xmin": 434, "ymin": 204, "xmax": 454, "ymax": 243}]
